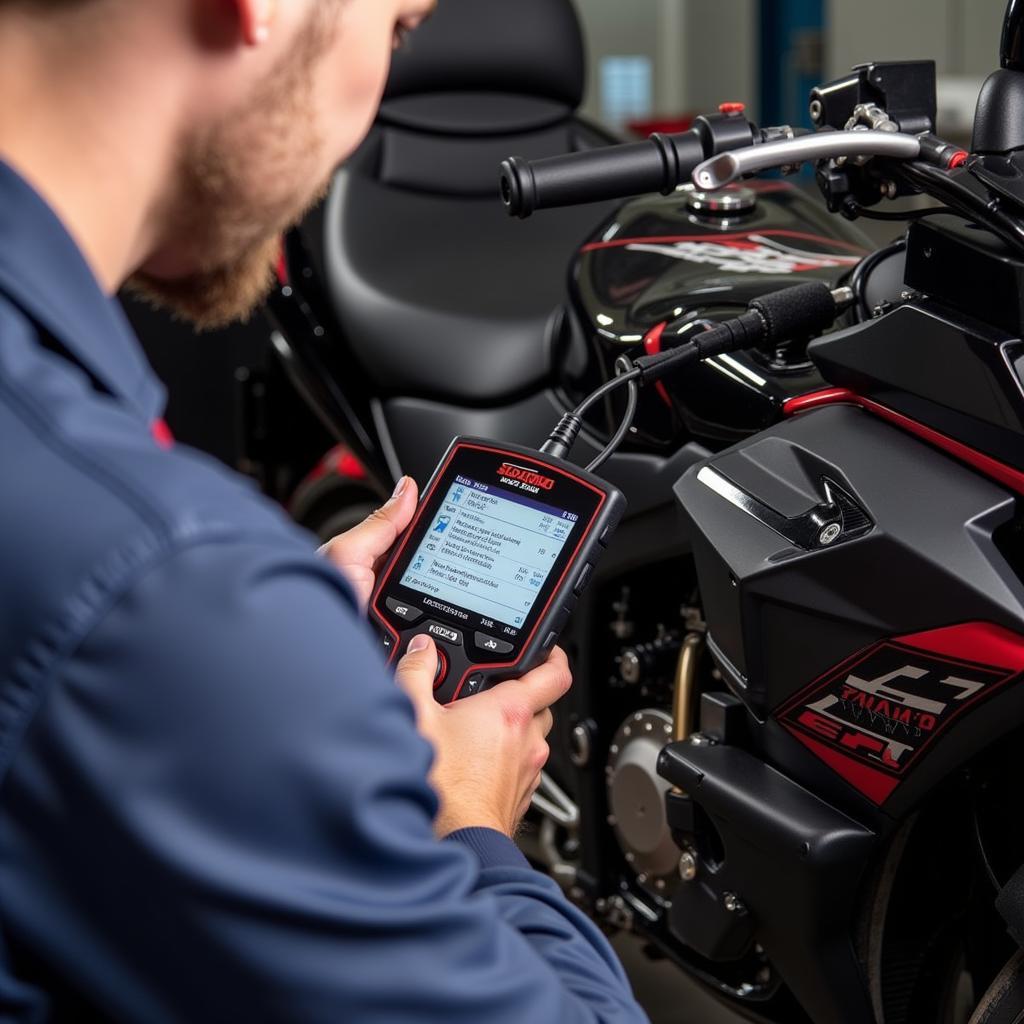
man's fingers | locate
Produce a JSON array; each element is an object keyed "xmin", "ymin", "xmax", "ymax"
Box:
[
  {"xmin": 517, "ymin": 771, "xmax": 545, "ymax": 823},
  {"xmin": 500, "ymin": 647, "xmax": 572, "ymax": 716},
  {"xmin": 537, "ymin": 707, "xmax": 554, "ymax": 738},
  {"xmin": 394, "ymin": 634, "xmax": 439, "ymax": 708},
  {"xmin": 321, "ymin": 476, "xmax": 419, "ymax": 572}
]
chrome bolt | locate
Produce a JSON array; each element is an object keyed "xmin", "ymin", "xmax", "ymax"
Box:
[
  {"xmin": 679, "ymin": 851, "xmax": 698, "ymax": 881},
  {"xmin": 619, "ymin": 650, "xmax": 641, "ymax": 684},
  {"xmin": 723, "ymin": 892, "xmax": 747, "ymax": 914},
  {"xmin": 570, "ymin": 723, "xmax": 592, "ymax": 768},
  {"xmin": 810, "ymin": 99, "xmax": 823, "ymax": 123},
  {"xmin": 819, "ymin": 523, "xmax": 842, "ymax": 546}
]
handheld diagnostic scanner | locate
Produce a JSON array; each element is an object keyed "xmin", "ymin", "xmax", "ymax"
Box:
[{"xmin": 370, "ymin": 439, "xmax": 626, "ymax": 703}]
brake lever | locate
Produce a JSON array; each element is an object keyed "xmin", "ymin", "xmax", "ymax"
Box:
[{"xmin": 692, "ymin": 130, "xmax": 922, "ymax": 189}]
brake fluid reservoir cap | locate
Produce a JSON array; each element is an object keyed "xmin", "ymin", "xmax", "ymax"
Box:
[{"xmin": 685, "ymin": 186, "xmax": 758, "ymax": 216}]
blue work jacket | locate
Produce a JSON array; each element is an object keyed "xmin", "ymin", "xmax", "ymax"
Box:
[{"xmin": 0, "ymin": 161, "xmax": 646, "ymax": 1022}]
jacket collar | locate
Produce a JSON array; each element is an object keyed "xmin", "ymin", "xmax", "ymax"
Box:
[{"xmin": 0, "ymin": 160, "xmax": 165, "ymax": 423}]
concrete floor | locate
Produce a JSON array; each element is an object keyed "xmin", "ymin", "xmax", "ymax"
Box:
[{"xmin": 612, "ymin": 935, "xmax": 744, "ymax": 1023}]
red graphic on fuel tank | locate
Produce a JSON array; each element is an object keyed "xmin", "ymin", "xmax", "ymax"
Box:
[{"xmin": 777, "ymin": 623, "xmax": 1024, "ymax": 804}]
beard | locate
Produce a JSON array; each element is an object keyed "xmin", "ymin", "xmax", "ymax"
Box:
[{"xmin": 127, "ymin": 10, "xmax": 335, "ymax": 331}]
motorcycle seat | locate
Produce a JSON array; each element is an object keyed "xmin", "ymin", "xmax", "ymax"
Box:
[{"xmin": 317, "ymin": 0, "xmax": 619, "ymax": 405}]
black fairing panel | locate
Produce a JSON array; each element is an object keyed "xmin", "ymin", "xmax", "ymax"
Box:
[
  {"xmin": 809, "ymin": 300, "xmax": 1024, "ymax": 474},
  {"xmin": 675, "ymin": 405, "xmax": 1024, "ymax": 725}
]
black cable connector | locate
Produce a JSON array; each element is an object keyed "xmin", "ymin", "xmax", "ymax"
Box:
[
  {"xmin": 539, "ymin": 282, "xmax": 843, "ymax": 468},
  {"xmin": 540, "ymin": 413, "xmax": 584, "ymax": 461},
  {"xmin": 633, "ymin": 311, "xmax": 764, "ymax": 385},
  {"xmin": 634, "ymin": 281, "xmax": 839, "ymax": 385}
]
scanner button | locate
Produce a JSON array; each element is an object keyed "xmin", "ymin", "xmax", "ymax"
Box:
[
  {"xmin": 475, "ymin": 632, "xmax": 514, "ymax": 656},
  {"xmin": 542, "ymin": 631, "xmax": 559, "ymax": 651},
  {"xmin": 386, "ymin": 598, "xmax": 423, "ymax": 624},
  {"xmin": 574, "ymin": 563, "xmax": 594, "ymax": 596},
  {"xmin": 425, "ymin": 621, "xmax": 464, "ymax": 647},
  {"xmin": 433, "ymin": 649, "xmax": 449, "ymax": 690}
]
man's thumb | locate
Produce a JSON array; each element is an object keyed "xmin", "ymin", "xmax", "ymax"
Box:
[{"xmin": 394, "ymin": 634, "xmax": 439, "ymax": 705}]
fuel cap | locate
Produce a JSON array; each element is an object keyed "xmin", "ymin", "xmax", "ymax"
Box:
[{"xmin": 685, "ymin": 187, "xmax": 757, "ymax": 216}]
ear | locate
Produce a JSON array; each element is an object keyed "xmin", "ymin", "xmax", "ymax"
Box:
[{"xmin": 233, "ymin": 0, "xmax": 278, "ymax": 46}]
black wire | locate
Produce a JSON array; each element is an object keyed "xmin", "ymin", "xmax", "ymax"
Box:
[
  {"xmin": 571, "ymin": 363, "xmax": 642, "ymax": 420},
  {"xmin": 847, "ymin": 238, "xmax": 907, "ymax": 322},
  {"xmin": 585, "ymin": 356, "xmax": 639, "ymax": 474},
  {"xmin": 893, "ymin": 160, "xmax": 1024, "ymax": 257},
  {"xmin": 847, "ymin": 203, "xmax": 955, "ymax": 222}
]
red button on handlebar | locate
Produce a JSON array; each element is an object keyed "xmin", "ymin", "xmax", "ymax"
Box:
[
  {"xmin": 719, "ymin": 102, "xmax": 746, "ymax": 115},
  {"xmin": 949, "ymin": 150, "xmax": 968, "ymax": 169}
]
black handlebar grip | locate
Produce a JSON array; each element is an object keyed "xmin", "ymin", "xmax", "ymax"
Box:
[{"xmin": 500, "ymin": 130, "xmax": 706, "ymax": 219}]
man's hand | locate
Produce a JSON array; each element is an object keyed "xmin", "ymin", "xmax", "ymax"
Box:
[
  {"xmin": 395, "ymin": 637, "xmax": 572, "ymax": 838},
  {"xmin": 319, "ymin": 476, "xmax": 418, "ymax": 613}
]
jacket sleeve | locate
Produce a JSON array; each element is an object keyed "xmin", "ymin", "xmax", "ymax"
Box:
[{"xmin": 0, "ymin": 536, "xmax": 648, "ymax": 1023}]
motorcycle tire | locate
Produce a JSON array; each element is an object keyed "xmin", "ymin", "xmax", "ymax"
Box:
[{"xmin": 971, "ymin": 953, "xmax": 1024, "ymax": 1024}]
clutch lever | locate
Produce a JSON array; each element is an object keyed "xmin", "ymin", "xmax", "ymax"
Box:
[{"xmin": 692, "ymin": 129, "xmax": 922, "ymax": 189}]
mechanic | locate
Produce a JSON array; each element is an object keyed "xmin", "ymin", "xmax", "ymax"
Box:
[{"xmin": 0, "ymin": 1, "xmax": 647, "ymax": 1020}]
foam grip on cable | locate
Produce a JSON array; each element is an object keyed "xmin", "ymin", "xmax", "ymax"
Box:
[{"xmin": 748, "ymin": 282, "xmax": 837, "ymax": 345}]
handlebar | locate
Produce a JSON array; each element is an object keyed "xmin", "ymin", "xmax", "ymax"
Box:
[
  {"xmin": 692, "ymin": 130, "xmax": 922, "ymax": 190},
  {"xmin": 500, "ymin": 112, "xmax": 1024, "ymax": 259},
  {"xmin": 500, "ymin": 114, "xmax": 758, "ymax": 219}
]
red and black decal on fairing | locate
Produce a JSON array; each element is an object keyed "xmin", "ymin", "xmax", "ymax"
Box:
[{"xmin": 777, "ymin": 622, "xmax": 1024, "ymax": 804}]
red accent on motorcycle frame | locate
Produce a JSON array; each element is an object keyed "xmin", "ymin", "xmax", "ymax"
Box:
[
  {"xmin": 305, "ymin": 446, "xmax": 369, "ymax": 485},
  {"xmin": 775, "ymin": 389, "xmax": 1024, "ymax": 802},
  {"xmin": 642, "ymin": 322, "xmax": 672, "ymax": 407},
  {"xmin": 783, "ymin": 387, "xmax": 1024, "ymax": 496},
  {"xmin": 275, "ymin": 241, "xmax": 289, "ymax": 286}
]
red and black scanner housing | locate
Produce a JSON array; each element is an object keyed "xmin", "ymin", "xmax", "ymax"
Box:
[{"xmin": 370, "ymin": 438, "xmax": 625, "ymax": 702}]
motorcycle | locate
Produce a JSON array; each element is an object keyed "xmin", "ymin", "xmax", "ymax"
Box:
[{"xmin": 270, "ymin": 1, "xmax": 1024, "ymax": 1020}]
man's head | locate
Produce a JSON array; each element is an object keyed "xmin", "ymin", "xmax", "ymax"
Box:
[{"xmin": 1, "ymin": 0, "xmax": 435, "ymax": 328}]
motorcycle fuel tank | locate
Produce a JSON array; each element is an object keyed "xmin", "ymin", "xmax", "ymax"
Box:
[{"xmin": 570, "ymin": 182, "xmax": 873, "ymax": 444}]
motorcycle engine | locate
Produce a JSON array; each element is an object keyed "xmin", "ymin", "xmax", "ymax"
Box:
[{"xmin": 606, "ymin": 708, "xmax": 678, "ymax": 897}]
